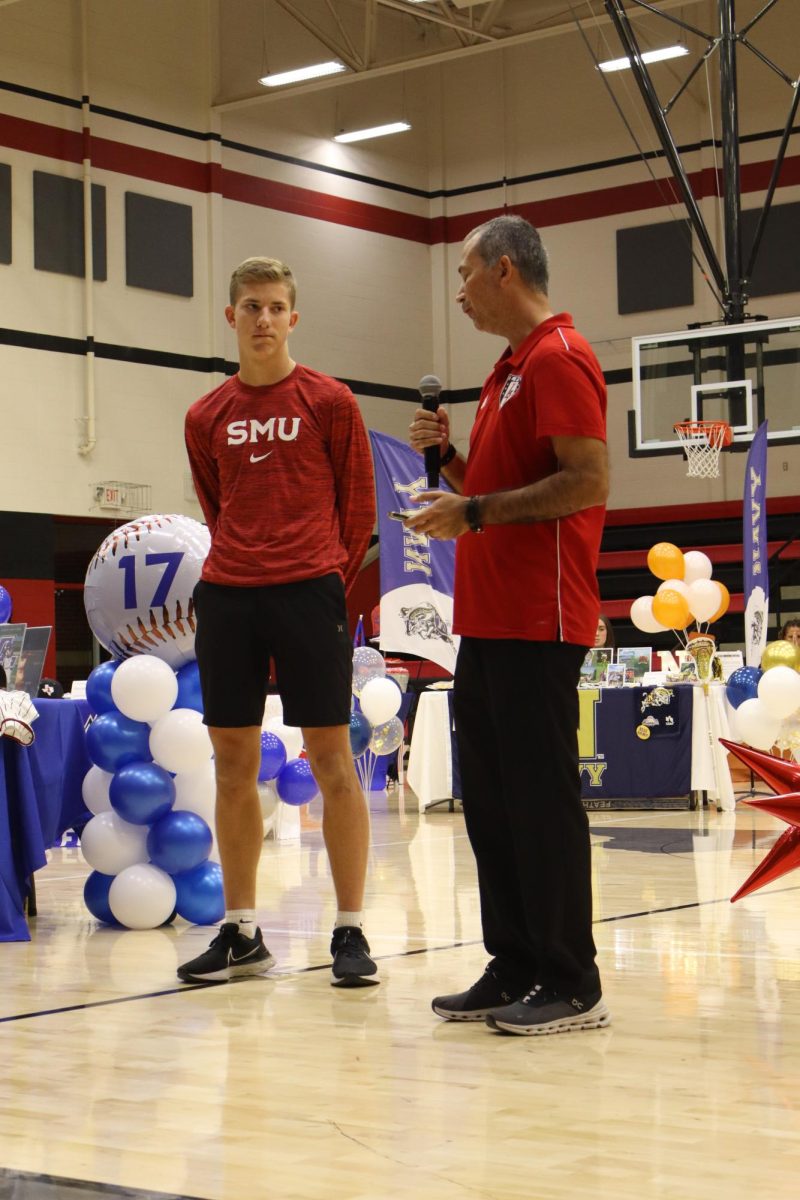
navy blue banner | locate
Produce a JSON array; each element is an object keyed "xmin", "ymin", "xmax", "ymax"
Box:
[
  {"xmin": 370, "ymin": 430, "xmax": 457, "ymax": 673},
  {"xmin": 743, "ymin": 420, "xmax": 769, "ymax": 666}
]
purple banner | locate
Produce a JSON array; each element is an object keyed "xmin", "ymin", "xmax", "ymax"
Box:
[{"xmin": 743, "ymin": 420, "xmax": 769, "ymax": 667}]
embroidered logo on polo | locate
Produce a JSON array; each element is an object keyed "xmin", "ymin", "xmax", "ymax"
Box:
[{"xmin": 498, "ymin": 374, "xmax": 522, "ymax": 409}]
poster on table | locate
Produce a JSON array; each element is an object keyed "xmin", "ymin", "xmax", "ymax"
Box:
[
  {"xmin": 14, "ymin": 626, "xmax": 51, "ymax": 695},
  {"xmin": 0, "ymin": 623, "xmax": 27, "ymax": 686},
  {"xmin": 369, "ymin": 430, "xmax": 458, "ymax": 675}
]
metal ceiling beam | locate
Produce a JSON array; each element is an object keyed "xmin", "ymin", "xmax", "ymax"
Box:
[
  {"xmin": 214, "ymin": 0, "xmax": 706, "ymax": 112},
  {"xmin": 271, "ymin": 0, "xmax": 363, "ymax": 72}
]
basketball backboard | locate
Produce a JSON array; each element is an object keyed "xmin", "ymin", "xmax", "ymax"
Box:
[{"xmin": 630, "ymin": 316, "xmax": 800, "ymax": 455}]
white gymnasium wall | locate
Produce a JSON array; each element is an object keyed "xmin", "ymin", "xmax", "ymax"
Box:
[{"xmin": 0, "ymin": 0, "xmax": 798, "ymax": 524}]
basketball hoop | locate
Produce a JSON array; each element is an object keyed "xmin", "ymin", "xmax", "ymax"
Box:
[{"xmin": 674, "ymin": 420, "xmax": 733, "ymax": 479}]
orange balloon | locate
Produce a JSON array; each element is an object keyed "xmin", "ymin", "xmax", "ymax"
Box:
[
  {"xmin": 652, "ymin": 588, "xmax": 691, "ymax": 629},
  {"xmin": 647, "ymin": 542, "xmax": 685, "ymax": 582},
  {"xmin": 709, "ymin": 581, "xmax": 730, "ymax": 622}
]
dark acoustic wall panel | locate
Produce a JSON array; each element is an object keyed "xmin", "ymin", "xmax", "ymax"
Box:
[
  {"xmin": 743, "ymin": 203, "xmax": 800, "ymax": 298},
  {"xmin": 33, "ymin": 172, "xmax": 107, "ymax": 280},
  {"xmin": 0, "ymin": 163, "xmax": 10, "ymax": 264},
  {"xmin": 616, "ymin": 220, "xmax": 694, "ymax": 315},
  {"xmin": 125, "ymin": 192, "xmax": 193, "ymax": 297}
]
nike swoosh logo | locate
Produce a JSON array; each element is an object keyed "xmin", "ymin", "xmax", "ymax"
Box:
[
  {"xmin": 229, "ymin": 946, "xmax": 261, "ymax": 964},
  {"xmin": 249, "ymin": 451, "xmax": 273, "ymax": 464}
]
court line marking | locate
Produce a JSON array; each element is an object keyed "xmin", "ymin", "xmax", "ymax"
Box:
[{"xmin": 2, "ymin": 883, "xmax": 797, "ymax": 1025}]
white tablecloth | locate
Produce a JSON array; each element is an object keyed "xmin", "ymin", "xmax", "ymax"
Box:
[{"xmin": 407, "ymin": 691, "xmax": 453, "ymax": 812}]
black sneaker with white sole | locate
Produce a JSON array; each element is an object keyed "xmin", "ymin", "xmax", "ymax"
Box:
[
  {"xmin": 177, "ymin": 922, "xmax": 275, "ymax": 983},
  {"xmin": 330, "ymin": 926, "xmax": 379, "ymax": 988},
  {"xmin": 432, "ymin": 961, "xmax": 527, "ymax": 1021},
  {"xmin": 485, "ymin": 985, "xmax": 611, "ymax": 1036}
]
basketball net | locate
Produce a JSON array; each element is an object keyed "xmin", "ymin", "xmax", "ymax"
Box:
[{"xmin": 674, "ymin": 421, "xmax": 732, "ymax": 479}]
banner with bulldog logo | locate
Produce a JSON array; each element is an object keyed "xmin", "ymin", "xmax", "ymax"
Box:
[{"xmin": 369, "ymin": 430, "xmax": 458, "ymax": 674}]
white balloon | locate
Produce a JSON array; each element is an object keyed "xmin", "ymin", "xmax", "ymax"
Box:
[
  {"xmin": 360, "ymin": 676, "xmax": 402, "ymax": 725},
  {"xmin": 266, "ymin": 717, "xmax": 304, "ymax": 760},
  {"xmin": 630, "ymin": 595, "xmax": 667, "ymax": 635},
  {"xmin": 110, "ymin": 655, "xmax": 179, "ymax": 723},
  {"xmin": 149, "ymin": 707, "xmax": 213, "ymax": 774},
  {"xmin": 81, "ymin": 765, "xmax": 114, "ymax": 815},
  {"xmin": 686, "ymin": 578, "xmax": 722, "ymax": 623},
  {"xmin": 682, "ymin": 550, "xmax": 713, "ymax": 585},
  {"xmin": 173, "ymin": 764, "xmax": 217, "ymax": 827},
  {"xmin": 757, "ymin": 665, "xmax": 800, "ymax": 721},
  {"xmin": 733, "ymin": 698, "xmax": 782, "ymax": 751},
  {"xmin": 80, "ymin": 811, "xmax": 148, "ymax": 874},
  {"xmin": 108, "ymin": 863, "xmax": 177, "ymax": 930},
  {"xmin": 657, "ymin": 578, "xmax": 689, "ymax": 598}
]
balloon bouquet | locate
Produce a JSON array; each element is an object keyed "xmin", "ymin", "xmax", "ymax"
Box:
[
  {"xmin": 349, "ymin": 647, "xmax": 404, "ymax": 793},
  {"xmin": 725, "ymin": 638, "xmax": 800, "ymax": 755},
  {"xmin": 630, "ymin": 542, "xmax": 731, "ymax": 679}
]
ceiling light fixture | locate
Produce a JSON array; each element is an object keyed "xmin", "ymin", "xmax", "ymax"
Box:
[
  {"xmin": 259, "ymin": 61, "xmax": 346, "ymax": 88},
  {"xmin": 598, "ymin": 45, "xmax": 690, "ymax": 73},
  {"xmin": 334, "ymin": 121, "xmax": 411, "ymax": 144}
]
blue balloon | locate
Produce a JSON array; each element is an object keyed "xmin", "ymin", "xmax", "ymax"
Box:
[
  {"xmin": 349, "ymin": 711, "xmax": 372, "ymax": 758},
  {"xmin": 726, "ymin": 665, "xmax": 762, "ymax": 709},
  {"xmin": 173, "ymin": 860, "xmax": 224, "ymax": 926},
  {"xmin": 86, "ymin": 710, "xmax": 153, "ymax": 773},
  {"xmin": 0, "ymin": 584, "xmax": 12, "ymax": 624},
  {"xmin": 258, "ymin": 731, "xmax": 287, "ymax": 782},
  {"xmin": 147, "ymin": 809, "xmax": 212, "ymax": 874},
  {"xmin": 86, "ymin": 660, "xmax": 122, "ymax": 715},
  {"xmin": 109, "ymin": 761, "xmax": 176, "ymax": 825},
  {"xmin": 175, "ymin": 661, "xmax": 204, "ymax": 713},
  {"xmin": 83, "ymin": 871, "xmax": 119, "ymax": 925},
  {"xmin": 276, "ymin": 758, "xmax": 319, "ymax": 806}
]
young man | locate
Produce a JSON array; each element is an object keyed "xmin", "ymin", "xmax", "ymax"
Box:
[
  {"xmin": 407, "ymin": 216, "xmax": 610, "ymax": 1035},
  {"xmin": 180, "ymin": 257, "xmax": 378, "ymax": 988}
]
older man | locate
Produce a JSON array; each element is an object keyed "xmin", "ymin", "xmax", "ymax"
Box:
[{"xmin": 407, "ymin": 215, "xmax": 610, "ymax": 1035}]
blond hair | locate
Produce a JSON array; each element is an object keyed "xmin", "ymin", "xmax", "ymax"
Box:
[{"xmin": 229, "ymin": 256, "xmax": 297, "ymax": 308}]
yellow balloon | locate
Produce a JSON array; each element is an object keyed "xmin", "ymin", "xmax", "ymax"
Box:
[
  {"xmin": 709, "ymin": 581, "xmax": 730, "ymax": 622},
  {"xmin": 652, "ymin": 588, "xmax": 691, "ymax": 630},
  {"xmin": 647, "ymin": 542, "xmax": 685, "ymax": 582},
  {"xmin": 761, "ymin": 640, "xmax": 800, "ymax": 672}
]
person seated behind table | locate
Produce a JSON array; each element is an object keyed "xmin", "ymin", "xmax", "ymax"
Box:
[
  {"xmin": 779, "ymin": 619, "xmax": 800, "ymax": 647},
  {"xmin": 595, "ymin": 614, "xmax": 615, "ymax": 650}
]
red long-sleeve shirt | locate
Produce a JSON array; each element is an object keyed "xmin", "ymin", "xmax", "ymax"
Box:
[{"xmin": 185, "ymin": 366, "xmax": 375, "ymax": 592}]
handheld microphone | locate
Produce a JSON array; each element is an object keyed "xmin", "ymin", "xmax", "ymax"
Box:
[{"xmin": 418, "ymin": 374, "xmax": 443, "ymax": 488}]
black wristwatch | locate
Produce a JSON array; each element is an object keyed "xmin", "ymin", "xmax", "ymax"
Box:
[
  {"xmin": 465, "ymin": 495, "xmax": 484, "ymax": 533},
  {"xmin": 440, "ymin": 442, "xmax": 457, "ymax": 467}
]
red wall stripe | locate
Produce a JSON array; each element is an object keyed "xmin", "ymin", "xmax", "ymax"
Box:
[{"xmin": 1, "ymin": 110, "xmax": 799, "ymax": 246}]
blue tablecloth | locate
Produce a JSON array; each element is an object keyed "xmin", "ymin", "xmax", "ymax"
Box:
[{"xmin": 0, "ymin": 699, "xmax": 92, "ymax": 942}]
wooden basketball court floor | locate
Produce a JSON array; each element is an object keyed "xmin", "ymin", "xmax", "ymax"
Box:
[{"xmin": 2, "ymin": 786, "xmax": 799, "ymax": 1200}]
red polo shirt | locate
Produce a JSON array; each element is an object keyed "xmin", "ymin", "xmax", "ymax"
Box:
[{"xmin": 455, "ymin": 313, "xmax": 607, "ymax": 645}]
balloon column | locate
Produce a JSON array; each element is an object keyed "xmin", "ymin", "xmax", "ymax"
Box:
[
  {"xmin": 81, "ymin": 657, "xmax": 223, "ymax": 929},
  {"xmin": 349, "ymin": 647, "xmax": 404, "ymax": 793}
]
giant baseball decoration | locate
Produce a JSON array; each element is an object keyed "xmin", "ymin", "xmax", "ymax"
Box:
[{"xmin": 84, "ymin": 514, "xmax": 210, "ymax": 669}]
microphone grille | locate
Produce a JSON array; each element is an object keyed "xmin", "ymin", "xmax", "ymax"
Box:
[{"xmin": 418, "ymin": 374, "xmax": 443, "ymax": 395}]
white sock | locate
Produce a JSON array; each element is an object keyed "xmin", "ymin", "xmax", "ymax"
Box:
[
  {"xmin": 335, "ymin": 911, "xmax": 363, "ymax": 930},
  {"xmin": 225, "ymin": 909, "xmax": 256, "ymax": 939}
]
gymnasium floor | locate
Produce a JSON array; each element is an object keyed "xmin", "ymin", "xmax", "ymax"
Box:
[{"xmin": 2, "ymin": 784, "xmax": 799, "ymax": 1200}]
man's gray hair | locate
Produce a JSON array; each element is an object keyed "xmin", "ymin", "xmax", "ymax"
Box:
[{"xmin": 469, "ymin": 214, "xmax": 549, "ymax": 293}]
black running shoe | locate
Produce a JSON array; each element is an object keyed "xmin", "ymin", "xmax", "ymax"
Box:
[
  {"xmin": 177, "ymin": 923, "xmax": 275, "ymax": 983},
  {"xmin": 485, "ymin": 985, "xmax": 611, "ymax": 1036},
  {"xmin": 432, "ymin": 961, "xmax": 526, "ymax": 1021},
  {"xmin": 330, "ymin": 926, "xmax": 379, "ymax": 988}
]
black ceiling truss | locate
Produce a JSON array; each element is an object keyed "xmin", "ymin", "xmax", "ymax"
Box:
[{"xmin": 604, "ymin": 0, "xmax": 798, "ymax": 325}]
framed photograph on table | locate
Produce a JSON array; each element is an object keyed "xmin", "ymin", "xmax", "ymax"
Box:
[
  {"xmin": 603, "ymin": 662, "xmax": 626, "ymax": 688},
  {"xmin": 616, "ymin": 647, "xmax": 652, "ymax": 683},
  {"xmin": 580, "ymin": 648, "xmax": 613, "ymax": 685}
]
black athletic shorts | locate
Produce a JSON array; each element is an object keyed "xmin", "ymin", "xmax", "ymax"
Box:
[{"xmin": 193, "ymin": 573, "xmax": 352, "ymax": 729}]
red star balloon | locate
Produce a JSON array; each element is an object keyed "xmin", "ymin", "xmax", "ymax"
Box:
[
  {"xmin": 719, "ymin": 738, "xmax": 800, "ymax": 794},
  {"xmin": 723, "ymin": 734, "xmax": 800, "ymax": 901}
]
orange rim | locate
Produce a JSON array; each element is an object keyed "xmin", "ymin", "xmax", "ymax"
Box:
[{"xmin": 674, "ymin": 420, "xmax": 733, "ymax": 447}]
